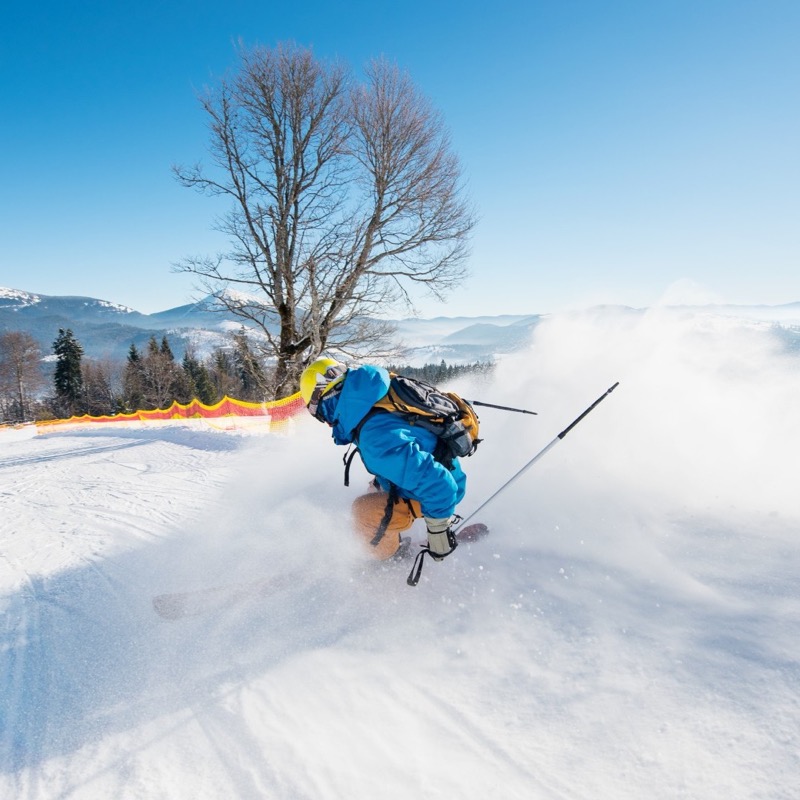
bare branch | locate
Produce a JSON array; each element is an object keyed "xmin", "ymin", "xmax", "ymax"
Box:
[{"xmin": 174, "ymin": 43, "xmax": 475, "ymax": 397}]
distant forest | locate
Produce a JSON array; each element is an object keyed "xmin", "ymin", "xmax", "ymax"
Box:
[
  {"xmin": 0, "ymin": 327, "xmax": 495, "ymax": 423},
  {"xmin": 0, "ymin": 327, "xmax": 271, "ymax": 423},
  {"xmin": 386, "ymin": 360, "xmax": 495, "ymax": 384}
]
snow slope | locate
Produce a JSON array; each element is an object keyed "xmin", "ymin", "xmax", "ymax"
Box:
[{"xmin": 1, "ymin": 308, "xmax": 798, "ymax": 799}]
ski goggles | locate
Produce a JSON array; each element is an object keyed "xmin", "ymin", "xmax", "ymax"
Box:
[{"xmin": 307, "ymin": 365, "xmax": 346, "ymax": 421}]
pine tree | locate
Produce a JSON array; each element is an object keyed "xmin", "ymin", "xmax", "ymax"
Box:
[
  {"xmin": 160, "ymin": 336, "xmax": 174, "ymax": 361},
  {"xmin": 141, "ymin": 336, "xmax": 179, "ymax": 409},
  {"xmin": 122, "ymin": 343, "xmax": 145, "ymax": 411},
  {"xmin": 182, "ymin": 351, "xmax": 217, "ymax": 405},
  {"xmin": 52, "ymin": 328, "xmax": 85, "ymax": 416},
  {"xmin": 233, "ymin": 329, "xmax": 269, "ymax": 401},
  {"xmin": 209, "ymin": 349, "xmax": 239, "ymax": 399},
  {"xmin": 386, "ymin": 360, "xmax": 495, "ymax": 384}
]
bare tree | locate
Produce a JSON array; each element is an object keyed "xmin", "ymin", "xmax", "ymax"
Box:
[
  {"xmin": 208, "ymin": 349, "xmax": 241, "ymax": 400},
  {"xmin": 82, "ymin": 358, "xmax": 122, "ymax": 416},
  {"xmin": 175, "ymin": 42, "xmax": 475, "ymax": 397},
  {"xmin": 136, "ymin": 336, "xmax": 185, "ymax": 410},
  {"xmin": 0, "ymin": 331, "xmax": 44, "ymax": 422}
]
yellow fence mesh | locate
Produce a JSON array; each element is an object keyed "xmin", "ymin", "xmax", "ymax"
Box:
[{"xmin": 30, "ymin": 393, "xmax": 306, "ymax": 434}]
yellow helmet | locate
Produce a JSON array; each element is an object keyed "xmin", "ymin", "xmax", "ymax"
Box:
[{"xmin": 300, "ymin": 357, "xmax": 347, "ymax": 410}]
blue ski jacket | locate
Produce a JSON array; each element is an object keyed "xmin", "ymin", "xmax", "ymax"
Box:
[{"xmin": 318, "ymin": 365, "xmax": 466, "ymax": 519}]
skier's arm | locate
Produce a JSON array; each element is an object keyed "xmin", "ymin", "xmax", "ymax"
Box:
[{"xmin": 358, "ymin": 419, "xmax": 461, "ymax": 518}]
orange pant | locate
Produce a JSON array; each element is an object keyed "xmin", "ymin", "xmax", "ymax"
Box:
[{"xmin": 351, "ymin": 491, "xmax": 422, "ymax": 559}]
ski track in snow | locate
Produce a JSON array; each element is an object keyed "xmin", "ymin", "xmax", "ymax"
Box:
[{"xmin": 1, "ymin": 309, "xmax": 799, "ymax": 799}]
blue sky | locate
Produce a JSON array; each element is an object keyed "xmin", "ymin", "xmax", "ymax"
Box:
[{"xmin": 1, "ymin": 1, "xmax": 798, "ymax": 316}]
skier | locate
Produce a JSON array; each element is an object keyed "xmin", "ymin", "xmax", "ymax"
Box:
[{"xmin": 300, "ymin": 357, "xmax": 466, "ymax": 561}]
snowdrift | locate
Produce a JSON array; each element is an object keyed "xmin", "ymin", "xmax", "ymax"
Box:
[{"xmin": 1, "ymin": 307, "xmax": 798, "ymax": 799}]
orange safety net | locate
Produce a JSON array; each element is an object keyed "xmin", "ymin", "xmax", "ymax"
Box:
[{"xmin": 36, "ymin": 393, "xmax": 307, "ymax": 433}]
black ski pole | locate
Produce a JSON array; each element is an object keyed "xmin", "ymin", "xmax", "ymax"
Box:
[
  {"xmin": 454, "ymin": 382, "xmax": 620, "ymax": 532},
  {"xmin": 467, "ymin": 400, "xmax": 537, "ymax": 415}
]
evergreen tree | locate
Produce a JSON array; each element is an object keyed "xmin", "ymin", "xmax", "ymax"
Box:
[
  {"xmin": 386, "ymin": 360, "xmax": 495, "ymax": 384},
  {"xmin": 209, "ymin": 348, "xmax": 240, "ymax": 399},
  {"xmin": 182, "ymin": 351, "xmax": 217, "ymax": 405},
  {"xmin": 52, "ymin": 328, "xmax": 85, "ymax": 416},
  {"xmin": 233, "ymin": 329, "xmax": 268, "ymax": 401},
  {"xmin": 122, "ymin": 343, "xmax": 145, "ymax": 411},
  {"xmin": 141, "ymin": 336, "xmax": 179, "ymax": 409},
  {"xmin": 160, "ymin": 336, "xmax": 174, "ymax": 360}
]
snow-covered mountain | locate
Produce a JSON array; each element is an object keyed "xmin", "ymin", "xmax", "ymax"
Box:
[
  {"xmin": 0, "ymin": 287, "xmax": 235, "ymax": 361},
  {"xmin": 0, "ymin": 286, "xmax": 546, "ymax": 363},
  {"xmin": 2, "ymin": 285, "xmax": 799, "ymax": 364},
  {"xmin": 0, "ymin": 286, "xmax": 142, "ymax": 319}
]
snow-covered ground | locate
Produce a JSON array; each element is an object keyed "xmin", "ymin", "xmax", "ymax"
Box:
[{"xmin": 1, "ymin": 307, "xmax": 798, "ymax": 799}]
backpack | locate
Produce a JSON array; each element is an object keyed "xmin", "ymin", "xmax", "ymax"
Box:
[{"xmin": 348, "ymin": 373, "xmax": 481, "ymax": 476}]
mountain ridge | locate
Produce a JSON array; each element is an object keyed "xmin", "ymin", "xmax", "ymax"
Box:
[{"xmin": 1, "ymin": 285, "xmax": 798, "ymax": 364}]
